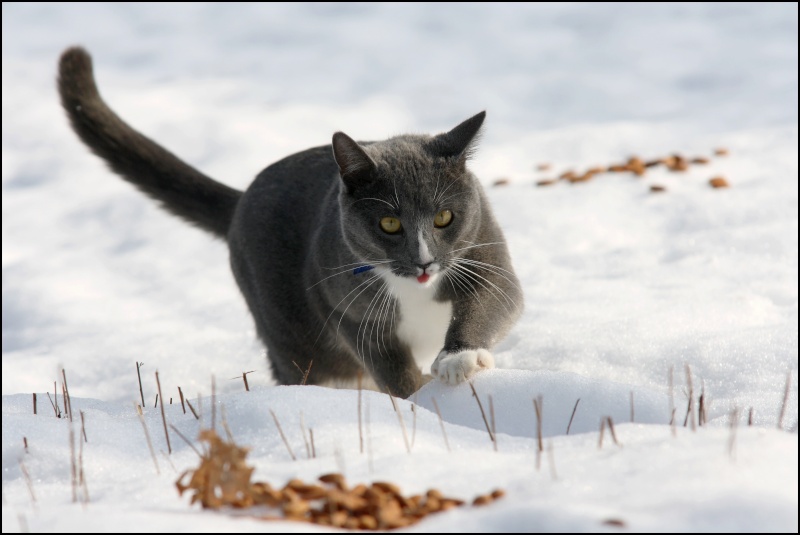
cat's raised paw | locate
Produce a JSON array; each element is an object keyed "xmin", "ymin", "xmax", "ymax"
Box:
[{"xmin": 431, "ymin": 349, "xmax": 494, "ymax": 385}]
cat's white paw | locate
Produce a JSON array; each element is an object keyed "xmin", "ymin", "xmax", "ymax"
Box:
[{"xmin": 431, "ymin": 348, "xmax": 494, "ymax": 385}]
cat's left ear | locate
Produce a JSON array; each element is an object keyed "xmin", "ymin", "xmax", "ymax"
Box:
[
  {"xmin": 427, "ymin": 111, "xmax": 486, "ymax": 162},
  {"xmin": 332, "ymin": 132, "xmax": 375, "ymax": 192}
]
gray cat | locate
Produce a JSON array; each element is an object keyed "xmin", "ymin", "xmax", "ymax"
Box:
[{"xmin": 57, "ymin": 47, "xmax": 523, "ymax": 398}]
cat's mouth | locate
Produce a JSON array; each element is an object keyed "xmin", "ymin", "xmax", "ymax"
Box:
[
  {"xmin": 413, "ymin": 262, "xmax": 441, "ymax": 286},
  {"xmin": 408, "ymin": 271, "xmax": 439, "ymax": 287},
  {"xmin": 387, "ymin": 262, "xmax": 442, "ymax": 287}
]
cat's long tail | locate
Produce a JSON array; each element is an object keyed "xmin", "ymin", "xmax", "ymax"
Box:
[{"xmin": 57, "ymin": 47, "xmax": 242, "ymax": 239}]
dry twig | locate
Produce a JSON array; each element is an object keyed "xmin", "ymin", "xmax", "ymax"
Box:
[
  {"xmin": 169, "ymin": 424, "xmax": 202, "ymax": 457},
  {"xmin": 62, "ymin": 369, "xmax": 73, "ymax": 422},
  {"xmin": 566, "ymin": 398, "xmax": 580, "ymax": 435},
  {"xmin": 155, "ymin": 371, "xmax": 172, "ymax": 454},
  {"xmin": 19, "ymin": 460, "xmax": 36, "ymax": 503},
  {"xmin": 468, "ymin": 381, "xmax": 495, "ymax": 444},
  {"xmin": 357, "ymin": 372, "xmax": 364, "ymax": 454},
  {"xmin": 80, "ymin": 410, "xmax": 87, "ymax": 443},
  {"xmin": 598, "ymin": 418, "xmax": 606, "ymax": 449},
  {"xmin": 270, "ymin": 409, "xmax": 296, "ymax": 461},
  {"xmin": 299, "ymin": 412, "xmax": 311, "ymax": 459},
  {"xmin": 135, "ymin": 402, "xmax": 160, "ymax": 474},
  {"xmin": 136, "ymin": 362, "xmax": 145, "ymax": 408},
  {"xmin": 185, "ymin": 398, "xmax": 199, "ymax": 420},
  {"xmin": 778, "ymin": 369, "xmax": 792, "ymax": 430},
  {"xmin": 606, "ymin": 417, "xmax": 621, "ymax": 447},
  {"xmin": 431, "ymin": 398, "xmax": 451, "ymax": 452},
  {"xmin": 388, "ymin": 395, "xmax": 411, "ymax": 453},
  {"xmin": 533, "ymin": 396, "xmax": 543, "ymax": 470},
  {"xmin": 232, "ymin": 370, "xmax": 256, "ymax": 392},
  {"xmin": 684, "ymin": 364, "xmax": 696, "ymax": 431},
  {"xmin": 489, "ymin": 395, "xmax": 498, "ymax": 452},
  {"xmin": 178, "ymin": 386, "xmax": 186, "ymax": 414},
  {"xmin": 629, "ymin": 391, "xmax": 635, "ymax": 423}
]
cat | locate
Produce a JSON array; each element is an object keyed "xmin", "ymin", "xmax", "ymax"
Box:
[{"xmin": 57, "ymin": 46, "xmax": 523, "ymax": 399}]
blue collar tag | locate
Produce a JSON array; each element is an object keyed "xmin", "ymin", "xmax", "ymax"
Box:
[{"xmin": 352, "ymin": 265, "xmax": 375, "ymax": 275}]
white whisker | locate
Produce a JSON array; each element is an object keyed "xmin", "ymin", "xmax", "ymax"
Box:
[
  {"xmin": 448, "ymin": 241, "xmax": 506, "ymax": 255},
  {"xmin": 437, "ymin": 190, "xmax": 471, "ymax": 206},
  {"xmin": 433, "ymin": 171, "xmax": 443, "ymax": 205},
  {"xmin": 375, "ymin": 286, "xmax": 394, "ymax": 361},
  {"xmin": 434, "ymin": 177, "xmax": 459, "ymax": 204},
  {"xmin": 351, "ymin": 197, "xmax": 397, "ymax": 210},
  {"xmin": 456, "ymin": 257, "xmax": 521, "ymax": 288},
  {"xmin": 392, "ymin": 178, "xmax": 401, "ymax": 208},
  {"xmin": 450, "ymin": 263, "xmax": 502, "ymax": 309},
  {"xmin": 359, "ymin": 283, "xmax": 387, "ymax": 368},
  {"xmin": 314, "ymin": 272, "xmax": 380, "ymax": 344},
  {"xmin": 371, "ymin": 286, "xmax": 393, "ymax": 369},
  {"xmin": 332, "ymin": 274, "xmax": 383, "ymax": 341},
  {"xmin": 389, "ymin": 291, "xmax": 397, "ymax": 342},
  {"xmin": 320, "ymin": 259, "xmax": 392, "ymax": 271},
  {"xmin": 307, "ymin": 260, "xmax": 392, "ymax": 290},
  {"xmin": 445, "ymin": 265, "xmax": 483, "ymax": 306},
  {"xmin": 450, "ymin": 262, "xmax": 516, "ymax": 314}
]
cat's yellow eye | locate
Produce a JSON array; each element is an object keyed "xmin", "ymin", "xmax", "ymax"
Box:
[
  {"xmin": 380, "ymin": 217, "xmax": 402, "ymax": 234},
  {"xmin": 434, "ymin": 209, "xmax": 453, "ymax": 228}
]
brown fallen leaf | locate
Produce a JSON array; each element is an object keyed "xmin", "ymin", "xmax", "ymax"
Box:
[
  {"xmin": 179, "ymin": 429, "xmax": 503, "ymax": 530},
  {"xmin": 472, "ymin": 494, "xmax": 494, "ymax": 506},
  {"xmin": 709, "ymin": 176, "xmax": 730, "ymax": 188},
  {"xmin": 666, "ymin": 154, "xmax": 688, "ymax": 172},
  {"xmin": 602, "ymin": 518, "xmax": 627, "ymax": 528},
  {"xmin": 568, "ymin": 173, "xmax": 594, "ymax": 183},
  {"xmin": 318, "ymin": 472, "xmax": 347, "ymax": 490},
  {"xmin": 372, "ymin": 481, "xmax": 403, "ymax": 497}
]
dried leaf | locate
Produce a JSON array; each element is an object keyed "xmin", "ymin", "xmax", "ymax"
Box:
[
  {"xmin": 710, "ymin": 176, "xmax": 730, "ymax": 188},
  {"xmin": 177, "ymin": 429, "xmax": 502, "ymax": 529}
]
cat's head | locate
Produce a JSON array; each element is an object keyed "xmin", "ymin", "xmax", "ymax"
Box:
[{"xmin": 332, "ymin": 112, "xmax": 486, "ymax": 287}]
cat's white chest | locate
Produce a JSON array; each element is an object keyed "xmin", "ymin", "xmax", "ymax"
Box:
[{"xmin": 383, "ymin": 273, "xmax": 452, "ymax": 373}]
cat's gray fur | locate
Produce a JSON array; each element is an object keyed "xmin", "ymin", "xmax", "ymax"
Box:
[{"xmin": 57, "ymin": 47, "xmax": 523, "ymax": 398}]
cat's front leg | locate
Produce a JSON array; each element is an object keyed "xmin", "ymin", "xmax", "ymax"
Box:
[
  {"xmin": 430, "ymin": 348, "xmax": 495, "ymax": 385},
  {"xmin": 431, "ymin": 246, "xmax": 522, "ymax": 385}
]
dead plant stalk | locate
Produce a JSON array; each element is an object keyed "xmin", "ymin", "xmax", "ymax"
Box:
[
  {"xmin": 155, "ymin": 371, "xmax": 172, "ymax": 454},
  {"xmin": 135, "ymin": 402, "xmax": 160, "ymax": 474},
  {"xmin": 270, "ymin": 409, "xmax": 296, "ymax": 461},
  {"xmin": 468, "ymin": 381, "xmax": 495, "ymax": 444}
]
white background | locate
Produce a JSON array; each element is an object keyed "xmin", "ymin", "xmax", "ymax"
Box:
[{"xmin": 2, "ymin": 3, "xmax": 797, "ymax": 532}]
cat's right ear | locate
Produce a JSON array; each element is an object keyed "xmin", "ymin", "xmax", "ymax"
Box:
[
  {"xmin": 427, "ymin": 111, "xmax": 486, "ymax": 162},
  {"xmin": 332, "ymin": 132, "xmax": 375, "ymax": 192}
]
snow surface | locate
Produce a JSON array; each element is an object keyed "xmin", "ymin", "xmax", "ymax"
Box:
[{"xmin": 2, "ymin": 3, "xmax": 797, "ymax": 532}]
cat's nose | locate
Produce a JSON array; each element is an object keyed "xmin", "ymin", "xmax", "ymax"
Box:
[{"xmin": 417, "ymin": 262, "xmax": 438, "ymax": 275}]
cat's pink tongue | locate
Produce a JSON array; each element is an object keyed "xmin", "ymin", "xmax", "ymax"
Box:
[{"xmin": 417, "ymin": 273, "xmax": 430, "ymax": 284}]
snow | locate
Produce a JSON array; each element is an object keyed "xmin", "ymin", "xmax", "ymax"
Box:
[{"xmin": 2, "ymin": 3, "xmax": 797, "ymax": 532}]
